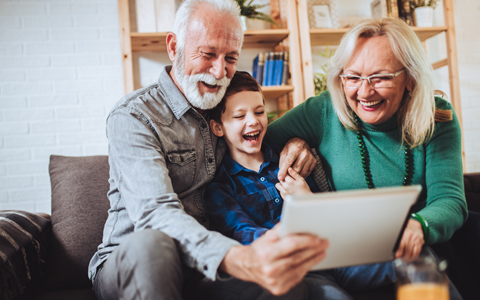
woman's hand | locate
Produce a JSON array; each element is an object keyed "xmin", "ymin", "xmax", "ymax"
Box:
[
  {"xmin": 395, "ymin": 219, "xmax": 425, "ymax": 261},
  {"xmin": 276, "ymin": 167, "xmax": 313, "ymax": 199}
]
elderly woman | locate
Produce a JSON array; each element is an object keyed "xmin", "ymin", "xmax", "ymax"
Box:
[{"xmin": 266, "ymin": 18, "xmax": 468, "ymax": 297}]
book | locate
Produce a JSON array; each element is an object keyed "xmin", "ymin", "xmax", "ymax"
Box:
[
  {"xmin": 275, "ymin": 52, "xmax": 284, "ymax": 86},
  {"xmin": 252, "ymin": 54, "xmax": 259, "ymax": 80},
  {"xmin": 257, "ymin": 52, "xmax": 265, "ymax": 86},
  {"xmin": 252, "ymin": 52, "xmax": 265, "ymax": 85},
  {"xmin": 262, "ymin": 52, "xmax": 270, "ymax": 86},
  {"xmin": 266, "ymin": 52, "xmax": 275, "ymax": 86},
  {"xmin": 386, "ymin": 0, "xmax": 399, "ymax": 18},
  {"xmin": 397, "ymin": 0, "xmax": 414, "ymax": 25},
  {"xmin": 272, "ymin": 52, "xmax": 280, "ymax": 86},
  {"xmin": 281, "ymin": 51, "xmax": 289, "ymax": 85}
]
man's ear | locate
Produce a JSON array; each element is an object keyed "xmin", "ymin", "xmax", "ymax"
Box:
[
  {"xmin": 209, "ymin": 119, "xmax": 224, "ymax": 137},
  {"xmin": 166, "ymin": 32, "xmax": 177, "ymax": 62}
]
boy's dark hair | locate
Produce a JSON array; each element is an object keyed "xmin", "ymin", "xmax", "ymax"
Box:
[{"xmin": 208, "ymin": 71, "xmax": 263, "ymax": 124}]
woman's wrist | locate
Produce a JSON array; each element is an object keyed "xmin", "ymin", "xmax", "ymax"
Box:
[{"xmin": 410, "ymin": 213, "xmax": 429, "ymax": 242}]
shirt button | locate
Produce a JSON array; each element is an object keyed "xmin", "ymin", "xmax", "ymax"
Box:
[
  {"xmin": 218, "ymin": 202, "xmax": 222, "ymax": 206},
  {"xmin": 274, "ymin": 198, "xmax": 280, "ymax": 203},
  {"xmin": 260, "ymin": 177, "xmax": 266, "ymax": 181},
  {"xmin": 204, "ymin": 265, "xmax": 208, "ymax": 271}
]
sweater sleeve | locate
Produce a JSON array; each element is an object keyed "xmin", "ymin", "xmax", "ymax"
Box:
[
  {"xmin": 418, "ymin": 98, "xmax": 468, "ymax": 244},
  {"xmin": 265, "ymin": 92, "xmax": 329, "ymax": 148}
]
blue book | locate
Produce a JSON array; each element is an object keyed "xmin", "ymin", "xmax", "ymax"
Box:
[
  {"xmin": 266, "ymin": 52, "xmax": 275, "ymax": 86},
  {"xmin": 275, "ymin": 52, "xmax": 284, "ymax": 86},
  {"xmin": 256, "ymin": 52, "xmax": 265, "ymax": 86},
  {"xmin": 262, "ymin": 52, "xmax": 270, "ymax": 86},
  {"xmin": 252, "ymin": 54, "xmax": 259, "ymax": 80}
]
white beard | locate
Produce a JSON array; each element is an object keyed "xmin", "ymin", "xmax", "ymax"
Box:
[{"xmin": 174, "ymin": 49, "xmax": 231, "ymax": 110}]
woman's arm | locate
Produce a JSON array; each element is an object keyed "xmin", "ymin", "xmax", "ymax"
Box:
[{"xmin": 420, "ymin": 98, "xmax": 468, "ymax": 244}]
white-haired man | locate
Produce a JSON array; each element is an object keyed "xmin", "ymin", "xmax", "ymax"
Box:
[{"xmin": 88, "ymin": 0, "xmax": 328, "ymax": 299}]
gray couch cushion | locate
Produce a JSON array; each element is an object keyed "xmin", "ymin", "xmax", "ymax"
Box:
[{"xmin": 45, "ymin": 155, "xmax": 110, "ymax": 290}]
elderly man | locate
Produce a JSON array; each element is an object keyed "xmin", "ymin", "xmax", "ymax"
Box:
[{"xmin": 88, "ymin": 0, "xmax": 328, "ymax": 299}]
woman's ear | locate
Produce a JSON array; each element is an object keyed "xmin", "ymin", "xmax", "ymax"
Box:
[{"xmin": 209, "ymin": 119, "xmax": 224, "ymax": 137}]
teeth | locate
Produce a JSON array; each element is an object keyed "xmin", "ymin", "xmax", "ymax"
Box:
[
  {"xmin": 244, "ymin": 132, "xmax": 259, "ymax": 136},
  {"xmin": 360, "ymin": 100, "xmax": 382, "ymax": 107}
]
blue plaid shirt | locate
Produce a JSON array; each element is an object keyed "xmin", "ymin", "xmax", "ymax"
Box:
[{"xmin": 204, "ymin": 143, "xmax": 320, "ymax": 245}]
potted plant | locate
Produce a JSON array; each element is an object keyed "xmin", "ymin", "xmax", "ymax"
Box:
[
  {"xmin": 235, "ymin": 0, "xmax": 280, "ymax": 30},
  {"xmin": 410, "ymin": 0, "xmax": 438, "ymax": 27},
  {"xmin": 314, "ymin": 45, "xmax": 335, "ymax": 96}
]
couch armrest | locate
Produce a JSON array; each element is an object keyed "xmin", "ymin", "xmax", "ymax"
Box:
[
  {"xmin": 464, "ymin": 172, "xmax": 480, "ymax": 213},
  {"xmin": 0, "ymin": 210, "xmax": 51, "ymax": 300}
]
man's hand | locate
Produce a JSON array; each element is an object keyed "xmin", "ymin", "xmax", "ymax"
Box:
[
  {"xmin": 278, "ymin": 138, "xmax": 316, "ymax": 181},
  {"xmin": 276, "ymin": 168, "xmax": 313, "ymax": 198},
  {"xmin": 220, "ymin": 225, "xmax": 329, "ymax": 295},
  {"xmin": 395, "ymin": 219, "xmax": 424, "ymax": 261}
]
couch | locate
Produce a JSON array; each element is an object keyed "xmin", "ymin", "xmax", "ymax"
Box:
[{"xmin": 1, "ymin": 155, "xmax": 479, "ymax": 300}]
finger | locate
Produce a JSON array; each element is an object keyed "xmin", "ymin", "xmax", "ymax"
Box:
[
  {"xmin": 273, "ymin": 234, "xmax": 327, "ymax": 259},
  {"xmin": 275, "ymin": 183, "xmax": 287, "ymax": 196},
  {"xmin": 292, "ymin": 151, "xmax": 307, "ymax": 175},
  {"xmin": 395, "ymin": 236, "xmax": 406, "ymax": 258},
  {"xmin": 278, "ymin": 150, "xmax": 295, "ymax": 181},
  {"xmin": 304, "ymin": 155, "xmax": 317, "ymax": 177},
  {"xmin": 287, "ymin": 167, "xmax": 303, "ymax": 180}
]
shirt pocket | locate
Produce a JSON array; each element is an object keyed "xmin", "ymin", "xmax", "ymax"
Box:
[{"xmin": 165, "ymin": 149, "xmax": 196, "ymax": 193}]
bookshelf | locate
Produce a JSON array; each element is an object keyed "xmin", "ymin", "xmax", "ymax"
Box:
[
  {"xmin": 295, "ymin": 0, "xmax": 464, "ymax": 168},
  {"xmin": 117, "ymin": 0, "xmax": 303, "ymax": 110}
]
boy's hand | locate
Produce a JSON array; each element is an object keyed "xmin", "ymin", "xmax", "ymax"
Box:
[{"xmin": 276, "ymin": 167, "xmax": 313, "ymax": 198}]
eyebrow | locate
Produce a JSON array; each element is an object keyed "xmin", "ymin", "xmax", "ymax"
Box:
[
  {"xmin": 343, "ymin": 68, "xmax": 393, "ymax": 75},
  {"xmin": 199, "ymin": 46, "xmax": 240, "ymax": 56}
]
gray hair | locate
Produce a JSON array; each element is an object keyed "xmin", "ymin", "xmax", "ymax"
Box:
[
  {"xmin": 173, "ymin": 0, "xmax": 243, "ymax": 52},
  {"xmin": 327, "ymin": 18, "xmax": 435, "ymax": 147}
]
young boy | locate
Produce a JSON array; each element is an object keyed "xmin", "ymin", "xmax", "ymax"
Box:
[
  {"xmin": 204, "ymin": 71, "xmax": 327, "ymax": 245},
  {"xmin": 204, "ymin": 71, "xmax": 396, "ymax": 296}
]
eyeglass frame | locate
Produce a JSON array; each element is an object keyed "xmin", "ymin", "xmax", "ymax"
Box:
[{"xmin": 339, "ymin": 69, "xmax": 406, "ymax": 89}]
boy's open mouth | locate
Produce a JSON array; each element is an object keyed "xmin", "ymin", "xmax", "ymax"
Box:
[{"xmin": 243, "ymin": 131, "xmax": 260, "ymax": 142}]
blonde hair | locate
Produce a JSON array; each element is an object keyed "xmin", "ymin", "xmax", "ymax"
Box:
[{"xmin": 327, "ymin": 18, "xmax": 449, "ymax": 147}]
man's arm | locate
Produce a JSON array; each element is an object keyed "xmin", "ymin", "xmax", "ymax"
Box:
[
  {"xmin": 220, "ymin": 225, "xmax": 329, "ymax": 295},
  {"xmin": 107, "ymin": 110, "xmax": 239, "ymax": 280}
]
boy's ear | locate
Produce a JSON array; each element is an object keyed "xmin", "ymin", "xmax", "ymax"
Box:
[{"xmin": 209, "ymin": 119, "xmax": 224, "ymax": 137}]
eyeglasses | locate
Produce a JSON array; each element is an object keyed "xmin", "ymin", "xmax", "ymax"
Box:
[{"xmin": 339, "ymin": 69, "xmax": 406, "ymax": 89}]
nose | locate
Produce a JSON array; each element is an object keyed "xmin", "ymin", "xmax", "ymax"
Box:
[
  {"xmin": 356, "ymin": 78, "xmax": 375, "ymax": 98},
  {"xmin": 246, "ymin": 113, "xmax": 259, "ymax": 126},
  {"xmin": 209, "ymin": 57, "xmax": 227, "ymax": 80}
]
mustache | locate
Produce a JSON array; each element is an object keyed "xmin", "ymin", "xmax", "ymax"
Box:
[{"xmin": 187, "ymin": 73, "xmax": 230, "ymax": 88}]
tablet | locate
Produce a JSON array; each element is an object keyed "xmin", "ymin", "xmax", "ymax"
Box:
[{"xmin": 280, "ymin": 185, "xmax": 422, "ymax": 270}]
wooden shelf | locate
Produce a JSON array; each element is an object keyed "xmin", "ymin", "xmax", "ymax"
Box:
[
  {"xmin": 309, "ymin": 26, "xmax": 447, "ymax": 46},
  {"xmin": 130, "ymin": 29, "xmax": 290, "ymax": 52},
  {"xmin": 262, "ymin": 85, "xmax": 294, "ymax": 98}
]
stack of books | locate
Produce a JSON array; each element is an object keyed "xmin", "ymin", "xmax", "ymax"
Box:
[{"xmin": 252, "ymin": 52, "xmax": 289, "ymax": 87}]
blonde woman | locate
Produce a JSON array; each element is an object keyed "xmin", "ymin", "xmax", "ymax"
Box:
[{"xmin": 266, "ymin": 18, "xmax": 467, "ymax": 297}]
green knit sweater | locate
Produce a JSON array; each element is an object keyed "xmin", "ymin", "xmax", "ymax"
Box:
[{"xmin": 265, "ymin": 91, "xmax": 467, "ymax": 244}]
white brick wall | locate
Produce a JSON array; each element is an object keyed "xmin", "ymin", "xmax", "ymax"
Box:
[
  {"xmin": 0, "ymin": 0, "xmax": 123, "ymax": 213},
  {"xmin": 0, "ymin": 0, "xmax": 479, "ymax": 214}
]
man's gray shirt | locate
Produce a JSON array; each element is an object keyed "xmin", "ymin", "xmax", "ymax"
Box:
[{"xmin": 88, "ymin": 66, "xmax": 240, "ymax": 282}]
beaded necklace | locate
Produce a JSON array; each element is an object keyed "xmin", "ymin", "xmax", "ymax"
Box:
[{"xmin": 354, "ymin": 115, "xmax": 411, "ymax": 189}]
